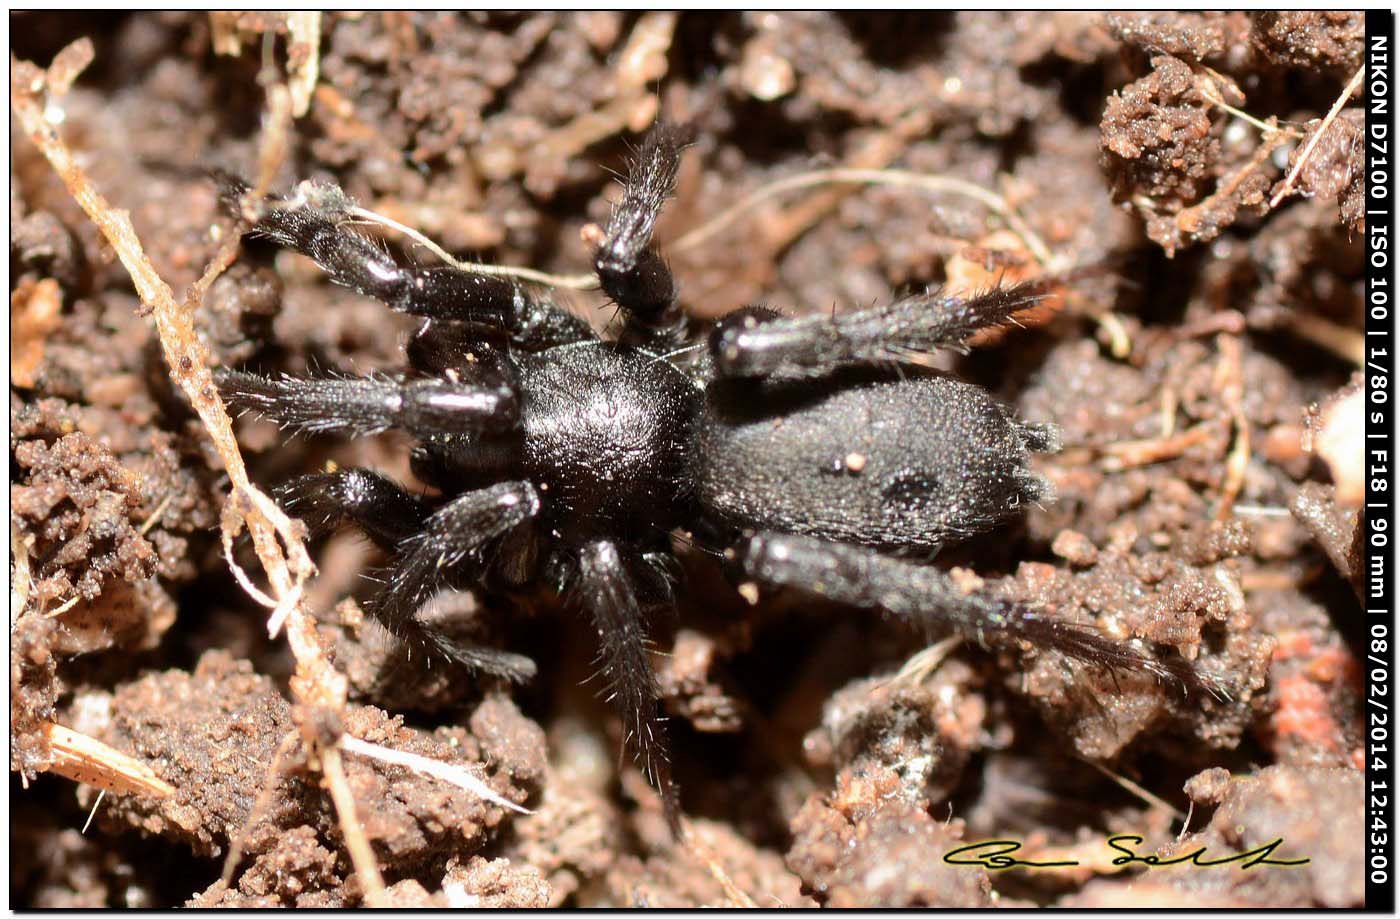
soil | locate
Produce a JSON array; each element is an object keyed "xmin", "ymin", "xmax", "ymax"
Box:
[{"xmin": 11, "ymin": 12, "xmax": 1366, "ymax": 908}]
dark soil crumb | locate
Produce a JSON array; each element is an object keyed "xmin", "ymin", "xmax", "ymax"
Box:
[
  {"xmin": 654, "ymin": 628, "xmax": 746, "ymax": 734},
  {"xmin": 1253, "ymin": 584, "xmax": 1364, "ymax": 770},
  {"xmin": 1105, "ymin": 12, "xmax": 1247, "ymax": 63},
  {"xmin": 10, "ymin": 615, "xmax": 61, "ymax": 779},
  {"xmin": 441, "ymin": 855, "xmax": 554, "ymax": 908},
  {"xmin": 1101, "ymin": 57, "xmax": 1219, "ymax": 219},
  {"xmin": 500, "ymin": 771, "xmax": 624, "ymax": 906},
  {"xmin": 73, "ymin": 651, "xmax": 542, "ymax": 901},
  {"xmin": 1066, "ymin": 765, "xmax": 1364, "ymax": 907},
  {"xmin": 1281, "ymin": 109, "xmax": 1365, "ymax": 233},
  {"xmin": 994, "ymin": 519, "xmax": 1273, "ymax": 762},
  {"xmin": 1098, "ymin": 52, "xmax": 1281, "ymax": 255},
  {"xmin": 787, "ymin": 765, "xmax": 994, "ymax": 907},
  {"xmin": 188, "ymin": 825, "xmax": 343, "ymax": 908},
  {"xmin": 1289, "ymin": 481, "xmax": 1362, "ymax": 596},
  {"xmin": 12, "ymin": 403, "xmax": 158, "ymax": 613},
  {"xmin": 12, "ymin": 11, "xmax": 1364, "ymax": 909},
  {"xmin": 1251, "ymin": 11, "xmax": 1365, "ymax": 75},
  {"xmin": 606, "ymin": 818, "xmax": 813, "ymax": 907},
  {"xmin": 802, "ymin": 660, "xmax": 984, "ymax": 806}
]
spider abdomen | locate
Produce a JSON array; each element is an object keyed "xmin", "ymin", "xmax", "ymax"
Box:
[
  {"xmin": 695, "ymin": 374, "xmax": 1057, "ymax": 552},
  {"xmin": 516, "ymin": 342, "xmax": 701, "ymax": 543}
]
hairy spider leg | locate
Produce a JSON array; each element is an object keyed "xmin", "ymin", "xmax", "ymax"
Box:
[
  {"xmin": 708, "ymin": 282, "xmax": 1051, "ymax": 380},
  {"xmin": 357, "ymin": 481, "xmax": 542, "ymax": 682},
  {"xmin": 575, "ymin": 540, "xmax": 681, "ymax": 834},
  {"xmin": 269, "ymin": 470, "xmax": 539, "ymax": 682},
  {"xmin": 593, "ymin": 121, "xmax": 696, "ymax": 351},
  {"xmin": 217, "ymin": 368, "xmax": 519, "ymax": 439},
  {"xmin": 216, "ymin": 172, "xmax": 592, "ymax": 350},
  {"xmin": 274, "ymin": 469, "xmax": 430, "ymax": 545},
  {"xmin": 742, "ymin": 533, "xmax": 1213, "ymax": 696}
]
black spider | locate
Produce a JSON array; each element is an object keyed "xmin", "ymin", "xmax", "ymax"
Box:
[{"xmin": 217, "ymin": 123, "xmax": 1202, "ymax": 832}]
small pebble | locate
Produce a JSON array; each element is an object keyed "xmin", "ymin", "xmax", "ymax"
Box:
[{"xmin": 1051, "ymin": 529, "xmax": 1098, "ymax": 567}]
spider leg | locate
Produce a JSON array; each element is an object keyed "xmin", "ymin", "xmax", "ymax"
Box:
[
  {"xmin": 217, "ymin": 368, "xmax": 518, "ymax": 438},
  {"xmin": 741, "ymin": 532, "xmax": 1208, "ymax": 694},
  {"xmin": 593, "ymin": 121, "xmax": 696, "ymax": 350},
  {"xmin": 369, "ymin": 481, "xmax": 542, "ymax": 682},
  {"xmin": 272, "ymin": 469, "xmax": 428, "ymax": 547},
  {"xmin": 709, "ymin": 282, "xmax": 1049, "ymax": 380},
  {"xmin": 216, "ymin": 173, "xmax": 591, "ymax": 349},
  {"xmin": 270, "ymin": 470, "xmax": 535, "ymax": 681},
  {"xmin": 575, "ymin": 540, "xmax": 681, "ymax": 834}
]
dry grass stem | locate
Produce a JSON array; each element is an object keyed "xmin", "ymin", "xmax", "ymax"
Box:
[
  {"xmin": 1083, "ymin": 757, "xmax": 1185, "ymax": 821},
  {"xmin": 672, "ymin": 163, "xmax": 1052, "ymax": 267},
  {"xmin": 346, "ymin": 204, "xmax": 599, "ymax": 290},
  {"xmin": 1214, "ymin": 334, "xmax": 1250, "ymax": 520},
  {"xmin": 11, "ymin": 521, "xmax": 33, "ymax": 628},
  {"xmin": 208, "ymin": 11, "xmax": 322, "ymax": 117},
  {"xmin": 41, "ymin": 722, "xmax": 175, "ymax": 799},
  {"xmin": 683, "ymin": 820, "xmax": 760, "ymax": 908},
  {"xmin": 1273, "ymin": 310, "xmax": 1366, "ymax": 365},
  {"xmin": 12, "ymin": 38, "xmax": 390, "ymax": 897},
  {"xmin": 320, "ymin": 744, "xmax": 388, "ymax": 908},
  {"xmin": 340, "ymin": 734, "xmax": 531, "ymax": 815},
  {"xmin": 1101, "ymin": 423, "xmax": 1215, "ymax": 471},
  {"xmin": 1270, "ymin": 65, "xmax": 1365, "ymax": 208}
]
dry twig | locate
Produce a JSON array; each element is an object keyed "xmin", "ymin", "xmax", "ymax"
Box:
[
  {"xmin": 40, "ymin": 722, "xmax": 175, "ymax": 799},
  {"xmin": 531, "ymin": 12, "xmax": 676, "ymax": 162},
  {"xmin": 11, "ymin": 45, "xmax": 328, "ymax": 703},
  {"xmin": 672, "ymin": 160, "xmax": 1052, "ymax": 267},
  {"xmin": 1214, "ymin": 333, "xmax": 1250, "ymax": 520},
  {"xmin": 1270, "ymin": 65, "xmax": 1365, "ymax": 208},
  {"xmin": 1100, "ymin": 423, "xmax": 1215, "ymax": 471},
  {"xmin": 11, "ymin": 521, "xmax": 33, "ymax": 629},
  {"xmin": 209, "ymin": 11, "xmax": 322, "ymax": 117},
  {"xmin": 11, "ymin": 38, "xmax": 389, "ymax": 898},
  {"xmin": 320, "ymin": 744, "xmax": 388, "ymax": 908}
]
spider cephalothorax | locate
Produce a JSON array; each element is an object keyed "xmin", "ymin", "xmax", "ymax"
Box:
[{"xmin": 218, "ymin": 122, "xmax": 1201, "ymax": 831}]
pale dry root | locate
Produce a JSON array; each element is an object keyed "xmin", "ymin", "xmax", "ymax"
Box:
[{"xmin": 10, "ymin": 38, "xmax": 390, "ymax": 904}]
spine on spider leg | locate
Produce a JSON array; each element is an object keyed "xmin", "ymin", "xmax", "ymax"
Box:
[
  {"xmin": 576, "ymin": 541, "xmax": 683, "ymax": 836},
  {"xmin": 393, "ymin": 618, "xmax": 539, "ymax": 685},
  {"xmin": 710, "ymin": 279, "xmax": 1056, "ymax": 379},
  {"xmin": 367, "ymin": 483, "xmax": 543, "ymax": 684},
  {"xmin": 595, "ymin": 121, "xmax": 697, "ymax": 347},
  {"xmin": 272, "ymin": 470, "xmax": 429, "ymax": 548},
  {"xmin": 985, "ymin": 604, "xmax": 1228, "ymax": 701},
  {"xmin": 212, "ymin": 172, "xmax": 591, "ymax": 348},
  {"xmin": 742, "ymin": 534, "xmax": 1224, "ymax": 700},
  {"xmin": 215, "ymin": 369, "xmax": 519, "ymax": 437}
]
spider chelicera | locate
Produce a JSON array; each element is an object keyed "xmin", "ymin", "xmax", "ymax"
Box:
[{"xmin": 217, "ymin": 122, "xmax": 1199, "ymax": 831}]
